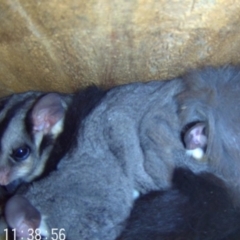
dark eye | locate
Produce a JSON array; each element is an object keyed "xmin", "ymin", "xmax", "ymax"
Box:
[{"xmin": 12, "ymin": 146, "xmax": 30, "ymax": 162}]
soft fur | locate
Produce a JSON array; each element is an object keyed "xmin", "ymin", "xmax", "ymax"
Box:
[
  {"xmin": 119, "ymin": 168, "xmax": 240, "ymax": 240},
  {"xmin": 3, "ymin": 66, "xmax": 240, "ymax": 239}
]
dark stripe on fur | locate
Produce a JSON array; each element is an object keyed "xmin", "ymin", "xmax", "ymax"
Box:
[
  {"xmin": 35, "ymin": 86, "xmax": 107, "ymax": 180},
  {"xmin": 0, "ymin": 95, "xmax": 35, "ymax": 151},
  {"xmin": 39, "ymin": 135, "xmax": 55, "ymax": 156}
]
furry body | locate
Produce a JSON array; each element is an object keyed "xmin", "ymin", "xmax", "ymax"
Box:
[
  {"xmin": 3, "ymin": 66, "xmax": 240, "ymax": 239},
  {"xmin": 119, "ymin": 168, "xmax": 240, "ymax": 240},
  {"xmin": 19, "ymin": 80, "xmax": 190, "ymax": 240}
]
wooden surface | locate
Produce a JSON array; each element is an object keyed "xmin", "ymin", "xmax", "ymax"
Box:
[{"xmin": 0, "ymin": 0, "xmax": 240, "ymax": 96}]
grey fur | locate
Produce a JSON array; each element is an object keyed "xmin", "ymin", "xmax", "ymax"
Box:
[
  {"xmin": 5, "ymin": 66, "xmax": 240, "ymax": 239},
  {"xmin": 19, "ymin": 81, "xmax": 204, "ymax": 239},
  {"xmin": 177, "ymin": 65, "xmax": 240, "ymax": 200},
  {"xmin": 0, "ymin": 91, "xmax": 71, "ymax": 188}
]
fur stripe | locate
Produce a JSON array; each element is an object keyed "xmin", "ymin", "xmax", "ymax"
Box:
[
  {"xmin": 37, "ymin": 86, "xmax": 107, "ymax": 179},
  {"xmin": 0, "ymin": 95, "xmax": 36, "ymax": 151}
]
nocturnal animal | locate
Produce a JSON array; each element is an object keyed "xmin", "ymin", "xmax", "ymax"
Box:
[
  {"xmin": 9, "ymin": 168, "xmax": 240, "ymax": 240},
  {"xmin": 118, "ymin": 168, "xmax": 240, "ymax": 240},
  {"xmin": 0, "ymin": 86, "xmax": 106, "ymax": 192},
  {"xmin": 2, "ymin": 65, "xmax": 240, "ymax": 239}
]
